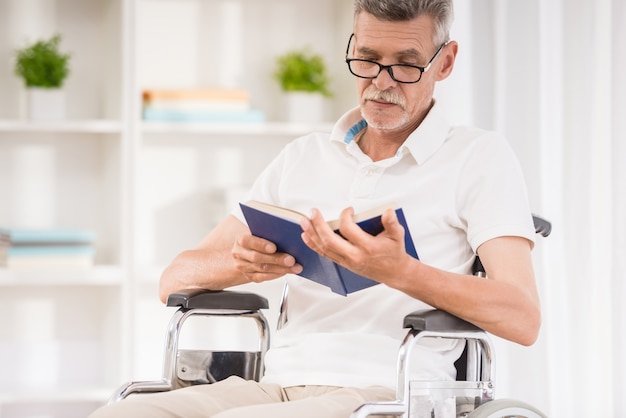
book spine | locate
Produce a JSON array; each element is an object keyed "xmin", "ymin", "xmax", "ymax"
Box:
[
  {"xmin": 2, "ymin": 247, "xmax": 95, "ymax": 269},
  {"xmin": 3, "ymin": 228, "xmax": 96, "ymax": 244},
  {"xmin": 6, "ymin": 256, "xmax": 94, "ymax": 269},
  {"xmin": 142, "ymin": 88, "xmax": 250, "ymax": 102},
  {"xmin": 7, "ymin": 245, "xmax": 95, "ymax": 257},
  {"xmin": 142, "ymin": 108, "xmax": 265, "ymax": 123},
  {"xmin": 144, "ymin": 99, "xmax": 251, "ymax": 112}
]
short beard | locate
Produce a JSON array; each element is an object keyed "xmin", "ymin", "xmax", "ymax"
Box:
[{"xmin": 360, "ymin": 86, "xmax": 409, "ymax": 130}]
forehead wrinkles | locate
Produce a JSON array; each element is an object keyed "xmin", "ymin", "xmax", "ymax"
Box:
[
  {"xmin": 354, "ymin": 14, "xmax": 434, "ymax": 60},
  {"xmin": 356, "ymin": 41, "xmax": 422, "ymax": 60},
  {"xmin": 355, "ymin": 32, "xmax": 429, "ymax": 61}
]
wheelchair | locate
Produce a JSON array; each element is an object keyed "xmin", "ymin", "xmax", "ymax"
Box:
[{"xmin": 109, "ymin": 216, "xmax": 551, "ymax": 418}]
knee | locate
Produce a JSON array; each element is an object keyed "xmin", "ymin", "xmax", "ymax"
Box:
[{"xmin": 88, "ymin": 402, "xmax": 122, "ymax": 418}]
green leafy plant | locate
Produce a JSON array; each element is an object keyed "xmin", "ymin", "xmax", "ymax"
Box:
[
  {"xmin": 273, "ymin": 48, "xmax": 331, "ymax": 97},
  {"xmin": 14, "ymin": 34, "xmax": 71, "ymax": 88}
]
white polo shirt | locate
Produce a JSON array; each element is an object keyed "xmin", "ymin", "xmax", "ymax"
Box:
[{"xmin": 233, "ymin": 101, "xmax": 536, "ymax": 389}]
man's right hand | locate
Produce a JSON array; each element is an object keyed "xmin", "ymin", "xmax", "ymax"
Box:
[{"xmin": 231, "ymin": 233, "xmax": 303, "ymax": 283}]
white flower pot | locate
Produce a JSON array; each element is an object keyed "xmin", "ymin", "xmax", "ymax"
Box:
[
  {"xmin": 286, "ymin": 92, "xmax": 325, "ymax": 123},
  {"xmin": 27, "ymin": 88, "xmax": 66, "ymax": 120}
]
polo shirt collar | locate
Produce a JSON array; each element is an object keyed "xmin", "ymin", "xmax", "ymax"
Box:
[
  {"xmin": 400, "ymin": 100, "xmax": 451, "ymax": 165},
  {"xmin": 330, "ymin": 107, "xmax": 365, "ymax": 144},
  {"xmin": 330, "ymin": 100, "xmax": 451, "ymax": 165}
]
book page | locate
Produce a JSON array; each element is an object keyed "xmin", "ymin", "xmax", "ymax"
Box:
[{"xmin": 243, "ymin": 200, "xmax": 400, "ymax": 229}]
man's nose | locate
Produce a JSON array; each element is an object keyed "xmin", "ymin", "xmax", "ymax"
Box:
[{"xmin": 372, "ymin": 66, "xmax": 397, "ymax": 90}]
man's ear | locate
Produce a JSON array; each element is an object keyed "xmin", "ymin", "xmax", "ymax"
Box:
[{"xmin": 436, "ymin": 41, "xmax": 458, "ymax": 81}]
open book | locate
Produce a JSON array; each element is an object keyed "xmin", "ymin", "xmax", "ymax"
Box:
[{"xmin": 239, "ymin": 200, "xmax": 418, "ymax": 296}]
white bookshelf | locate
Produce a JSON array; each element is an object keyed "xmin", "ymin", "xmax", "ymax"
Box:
[{"xmin": 0, "ymin": 0, "xmax": 354, "ymax": 415}]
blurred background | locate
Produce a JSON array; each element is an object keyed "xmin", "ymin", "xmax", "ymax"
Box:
[{"xmin": 0, "ymin": 0, "xmax": 623, "ymax": 417}]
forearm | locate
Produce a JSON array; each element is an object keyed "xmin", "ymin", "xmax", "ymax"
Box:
[
  {"xmin": 158, "ymin": 215, "xmax": 252, "ymax": 303},
  {"xmin": 158, "ymin": 248, "xmax": 249, "ymax": 303},
  {"xmin": 390, "ymin": 256, "xmax": 541, "ymax": 345}
]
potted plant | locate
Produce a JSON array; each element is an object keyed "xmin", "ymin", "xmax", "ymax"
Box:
[
  {"xmin": 273, "ymin": 48, "xmax": 331, "ymax": 123},
  {"xmin": 14, "ymin": 34, "xmax": 71, "ymax": 120}
]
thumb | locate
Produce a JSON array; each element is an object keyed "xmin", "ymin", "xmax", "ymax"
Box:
[{"xmin": 381, "ymin": 208, "xmax": 405, "ymax": 238}]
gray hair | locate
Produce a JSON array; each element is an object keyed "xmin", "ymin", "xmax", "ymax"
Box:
[{"xmin": 353, "ymin": 0, "xmax": 454, "ymax": 45}]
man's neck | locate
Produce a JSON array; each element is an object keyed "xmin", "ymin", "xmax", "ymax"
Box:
[{"xmin": 357, "ymin": 128, "xmax": 406, "ymax": 161}]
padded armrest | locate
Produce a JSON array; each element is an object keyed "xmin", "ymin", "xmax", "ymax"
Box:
[
  {"xmin": 403, "ymin": 309, "xmax": 481, "ymax": 333},
  {"xmin": 166, "ymin": 289, "xmax": 269, "ymax": 311}
]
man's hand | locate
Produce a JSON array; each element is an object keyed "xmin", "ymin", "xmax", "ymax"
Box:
[
  {"xmin": 299, "ymin": 207, "xmax": 413, "ymax": 286},
  {"xmin": 231, "ymin": 233, "xmax": 303, "ymax": 283}
]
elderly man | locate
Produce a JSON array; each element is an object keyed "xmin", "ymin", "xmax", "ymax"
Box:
[{"xmin": 90, "ymin": 0, "xmax": 539, "ymax": 417}]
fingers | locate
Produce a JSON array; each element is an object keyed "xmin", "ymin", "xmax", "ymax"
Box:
[
  {"xmin": 337, "ymin": 207, "xmax": 403, "ymax": 247},
  {"xmin": 301, "ymin": 208, "xmax": 343, "ymax": 257},
  {"xmin": 301, "ymin": 207, "xmax": 358, "ymax": 264},
  {"xmin": 232, "ymin": 234, "xmax": 302, "ymax": 283},
  {"xmin": 300, "ymin": 206, "xmax": 408, "ymax": 278},
  {"xmin": 380, "ymin": 208, "xmax": 405, "ymax": 239}
]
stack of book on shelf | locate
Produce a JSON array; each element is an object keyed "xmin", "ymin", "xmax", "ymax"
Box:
[
  {"xmin": 0, "ymin": 228, "xmax": 96, "ymax": 269},
  {"xmin": 142, "ymin": 88, "xmax": 266, "ymax": 123}
]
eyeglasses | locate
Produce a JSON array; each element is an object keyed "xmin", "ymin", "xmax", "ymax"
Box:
[{"xmin": 345, "ymin": 33, "xmax": 448, "ymax": 84}]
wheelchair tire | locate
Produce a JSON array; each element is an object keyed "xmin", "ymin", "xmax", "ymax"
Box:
[{"xmin": 467, "ymin": 398, "xmax": 547, "ymax": 418}]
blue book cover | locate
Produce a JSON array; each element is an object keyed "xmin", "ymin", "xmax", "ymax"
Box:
[{"xmin": 240, "ymin": 201, "xmax": 418, "ymax": 296}]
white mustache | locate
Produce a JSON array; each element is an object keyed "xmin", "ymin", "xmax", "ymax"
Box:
[{"xmin": 362, "ymin": 88, "xmax": 405, "ymax": 108}]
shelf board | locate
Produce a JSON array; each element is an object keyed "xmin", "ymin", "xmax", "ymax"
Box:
[
  {"xmin": 0, "ymin": 119, "xmax": 123, "ymax": 134},
  {"xmin": 141, "ymin": 121, "xmax": 335, "ymax": 136},
  {"xmin": 0, "ymin": 387, "xmax": 111, "ymax": 404},
  {"xmin": 0, "ymin": 265, "xmax": 125, "ymax": 286}
]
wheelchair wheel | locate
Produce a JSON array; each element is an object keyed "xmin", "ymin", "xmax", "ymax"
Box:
[{"xmin": 467, "ymin": 398, "xmax": 547, "ymax": 418}]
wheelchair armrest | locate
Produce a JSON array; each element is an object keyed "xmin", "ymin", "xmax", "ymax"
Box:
[
  {"xmin": 166, "ymin": 289, "xmax": 269, "ymax": 311},
  {"xmin": 401, "ymin": 310, "xmax": 494, "ymax": 387},
  {"xmin": 403, "ymin": 309, "xmax": 481, "ymax": 333}
]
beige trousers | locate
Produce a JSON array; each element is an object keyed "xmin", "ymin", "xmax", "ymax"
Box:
[{"xmin": 89, "ymin": 376, "xmax": 396, "ymax": 418}]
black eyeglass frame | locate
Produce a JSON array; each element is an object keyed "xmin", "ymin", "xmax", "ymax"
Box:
[{"xmin": 344, "ymin": 33, "xmax": 448, "ymax": 84}]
